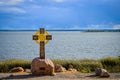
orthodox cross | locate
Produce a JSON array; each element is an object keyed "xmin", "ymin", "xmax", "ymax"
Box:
[{"xmin": 33, "ymin": 28, "xmax": 52, "ymax": 59}]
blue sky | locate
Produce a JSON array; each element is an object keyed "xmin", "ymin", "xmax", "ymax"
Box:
[{"xmin": 0, "ymin": 0, "xmax": 120, "ymax": 30}]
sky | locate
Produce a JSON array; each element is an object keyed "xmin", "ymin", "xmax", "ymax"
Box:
[{"xmin": 0, "ymin": 0, "xmax": 120, "ymax": 30}]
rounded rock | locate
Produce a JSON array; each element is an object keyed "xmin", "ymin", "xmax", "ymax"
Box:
[{"xmin": 31, "ymin": 57, "xmax": 55, "ymax": 75}]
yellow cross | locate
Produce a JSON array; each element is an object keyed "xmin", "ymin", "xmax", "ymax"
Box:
[{"xmin": 33, "ymin": 28, "xmax": 52, "ymax": 59}]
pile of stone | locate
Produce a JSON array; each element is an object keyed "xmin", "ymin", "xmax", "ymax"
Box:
[
  {"xmin": 68, "ymin": 64, "xmax": 77, "ymax": 72},
  {"xmin": 55, "ymin": 64, "xmax": 66, "ymax": 72},
  {"xmin": 10, "ymin": 67, "xmax": 24, "ymax": 73},
  {"xmin": 55, "ymin": 64, "xmax": 77, "ymax": 72},
  {"xmin": 95, "ymin": 68, "xmax": 110, "ymax": 77}
]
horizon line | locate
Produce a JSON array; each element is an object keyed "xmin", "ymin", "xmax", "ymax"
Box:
[{"xmin": 0, "ymin": 29, "xmax": 120, "ymax": 31}]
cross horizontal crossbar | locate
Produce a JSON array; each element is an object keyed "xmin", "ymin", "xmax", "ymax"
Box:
[{"xmin": 32, "ymin": 35, "xmax": 52, "ymax": 40}]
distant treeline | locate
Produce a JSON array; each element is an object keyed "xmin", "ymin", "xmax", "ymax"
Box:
[
  {"xmin": 86, "ymin": 29, "xmax": 120, "ymax": 32},
  {"xmin": 0, "ymin": 29, "xmax": 120, "ymax": 32}
]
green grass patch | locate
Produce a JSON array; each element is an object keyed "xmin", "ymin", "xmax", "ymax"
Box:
[
  {"xmin": 0, "ymin": 57, "xmax": 119, "ymax": 73},
  {"xmin": 100, "ymin": 57, "xmax": 120, "ymax": 72},
  {"xmin": 0, "ymin": 59, "xmax": 31, "ymax": 72},
  {"xmin": 52, "ymin": 59, "xmax": 103, "ymax": 73}
]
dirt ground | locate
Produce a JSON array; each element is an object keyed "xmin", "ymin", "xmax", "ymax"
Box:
[{"xmin": 0, "ymin": 71, "xmax": 120, "ymax": 80}]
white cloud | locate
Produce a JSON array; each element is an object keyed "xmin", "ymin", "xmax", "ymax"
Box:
[
  {"xmin": 113, "ymin": 25, "xmax": 120, "ymax": 29},
  {"xmin": 0, "ymin": 7, "xmax": 26, "ymax": 13},
  {"xmin": 0, "ymin": 0, "xmax": 24, "ymax": 6},
  {"xmin": 30, "ymin": 5, "xmax": 42, "ymax": 9},
  {"xmin": 0, "ymin": 0, "xmax": 26, "ymax": 13},
  {"xmin": 70, "ymin": 25, "xmax": 81, "ymax": 29},
  {"xmin": 51, "ymin": 0, "xmax": 78, "ymax": 3},
  {"xmin": 29, "ymin": 0, "xmax": 33, "ymax": 2},
  {"xmin": 28, "ymin": 0, "xmax": 36, "ymax": 2},
  {"xmin": 87, "ymin": 24, "xmax": 110, "ymax": 29},
  {"xmin": 52, "ymin": 0, "xmax": 65, "ymax": 3}
]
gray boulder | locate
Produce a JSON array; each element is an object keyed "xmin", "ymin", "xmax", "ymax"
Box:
[
  {"xmin": 95, "ymin": 68, "xmax": 110, "ymax": 77},
  {"xmin": 100, "ymin": 69, "xmax": 110, "ymax": 77},
  {"xmin": 10, "ymin": 67, "xmax": 24, "ymax": 73},
  {"xmin": 55, "ymin": 64, "xmax": 66, "ymax": 72}
]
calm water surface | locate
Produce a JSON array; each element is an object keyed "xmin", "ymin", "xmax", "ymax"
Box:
[{"xmin": 0, "ymin": 31, "xmax": 120, "ymax": 60}]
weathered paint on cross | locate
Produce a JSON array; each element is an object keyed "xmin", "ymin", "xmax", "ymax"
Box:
[{"xmin": 33, "ymin": 28, "xmax": 52, "ymax": 59}]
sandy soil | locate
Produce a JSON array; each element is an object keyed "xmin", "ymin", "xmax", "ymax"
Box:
[{"xmin": 0, "ymin": 71, "xmax": 120, "ymax": 80}]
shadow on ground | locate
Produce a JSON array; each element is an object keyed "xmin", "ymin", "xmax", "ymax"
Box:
[{"xmin": 0, "ymin": 74, "xmax": 47, "ymax": 80}]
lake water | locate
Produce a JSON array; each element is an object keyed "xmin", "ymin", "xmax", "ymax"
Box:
[{"xmin": 0, "ymin": 31, "xmax": 120, "ymax": 60}]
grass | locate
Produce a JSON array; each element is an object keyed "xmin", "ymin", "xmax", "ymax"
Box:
[
  {"xmin": 53, "ymin": 59, "xmax": 103, "ymax": 73},
  {"xmin": 100, "ymin": 57, "xmax": 120, "ymax": 72},
  {"xmin": 0, "ymin": 59, "xmax": 31, "ymax": 72},
  {"xmin": 0, "ymin": 57, "xmax": 119, "ymax": 73}
]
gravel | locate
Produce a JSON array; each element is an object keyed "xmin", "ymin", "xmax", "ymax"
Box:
[{"xmin": 0, "ymin": 72, "xmax": 120, "ymax": 80}]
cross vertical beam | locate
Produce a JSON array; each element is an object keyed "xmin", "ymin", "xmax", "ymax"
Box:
[
  {"xmin": 40, "ymin": 28, "xmax": 45, "ymax": 59},
  {"xmin": 40, "ymin": 41, "xmax": 45, "ymax": 59}
]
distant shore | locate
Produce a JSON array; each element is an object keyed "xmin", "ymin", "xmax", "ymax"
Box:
[{"xmin": 0, "ymin": 29, "xmax": 120, "ymax": 32}]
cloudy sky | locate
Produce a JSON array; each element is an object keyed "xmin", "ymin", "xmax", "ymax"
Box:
[{"xmin": 0, "ymin": 0, "xmax": 120, "ymax": 30}]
